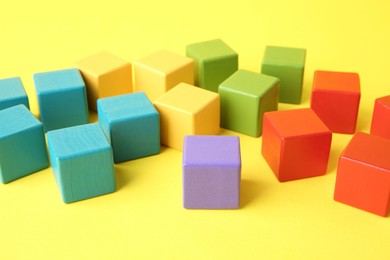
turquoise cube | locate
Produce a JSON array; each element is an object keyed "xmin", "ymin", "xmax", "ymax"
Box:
[
  {"xmin": 186, "ymin": 39, "xmax": 238, "ymax": 93},
  {"xmin": 97, "ymin": 92, "xmax": 160, "ymax": 163},
  {"xmin": 261, "ymin": 46, "xmax": 306, "ymax": 104},
  {"xmin": 219, "ymin": 70, "xmax": 279, "ymax": 137},
  {"xmin": 47, "ymin": 123, "xmax": 115, "ymax": 203},
  {"xmin": 34, "ymin": 68, "xmax": 89, "ymax": 132},
  {"xmin": 0, "ymin": 77, "xmax": 29, "ymax": 110},
  {"xmin": 0, "ymin": 105, "xmax": 49, "ymax": 183}
]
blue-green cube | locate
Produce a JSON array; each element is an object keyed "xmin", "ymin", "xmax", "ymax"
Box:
[
  {"xmin": 261, "ymin": 46, "xmax": 306, "ymax": 104},
  {"xmin": 0, "ymin": 105, "xmax": 48, "ymax": 183},
  {"xmin": 47, "ymin": 123, "xmax": 115, "ymax": 203},
  {"xmin": 186, "ymin": 39, "xmax": 238, "ymax": 93},
  {"xmin": 0, "ymin": 77, "xmax": 29, "ymax": 110},
  {"xmin": 34, "ymin": 68, "xmax": 89, "ymax": 132},
  {"xmin": 97, "ymin": 92, "xmax": 160, "ymax": 163},
  {"xmin": 219, "ymin": 70, "xmax": 280, "ymax": 137}
]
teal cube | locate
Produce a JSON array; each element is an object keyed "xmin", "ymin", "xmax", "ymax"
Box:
[
  {"xmin": 0, "ymin": 105, "xmax": 49, "ymax": 183},
  {"xmin": 0, "ymin": 77, "xmax": 29, "ymax": 110},
  {"xmin": 47, "ymin": 123, "xmax": 115, "ymax": 203},
  {"xmin": 34, "ymin": 68, "xmax": 89, "ymax": 132},
  {"xmin": 97, "ymin": 92, "xmax": 160, "ymax": 163},
  {"xmin": 261, "ymin": 46, "xmax": 306, "ymax": 104},
  {"xmin": 186, "ymin": 39, "xmax": 238, "ymax": 93},
  {"xmin": 219, "ymin": 70, "xmax": 280, "ymax": 137}
]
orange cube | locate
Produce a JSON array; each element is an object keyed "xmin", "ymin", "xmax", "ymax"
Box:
[
  {"xmin": 154, "ymin": 83, "xmax": 220, "ymax": 150},
  {"xmin": 261, "ymin": 108, "xmax": 332, "ymax": 182},
  {"xmin": 370, "ymin": 95, "xmax": 390, "ymax": 139},
  {"xmin": 334, "ymin": 132, "xmax": 390, "ymax": 217},
  {"xmin": 310, "ymin": 70, "xmax": 360, "ymax": 134},
  {"xmin": 75, "ymin": 51, "xmax": 132, "ymax": 111},
  {"xmin": 134, "ymin": 50, "xmax": 194, "ymax": 102}
]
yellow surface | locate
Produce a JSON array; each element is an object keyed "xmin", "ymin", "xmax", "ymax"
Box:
[
  {"xmin": 1, "ymin": 0, "xmax": 389, "ymax": 259},
  {"xmin": 75, "ymin": 51, "xmax": 132, "ymax": 110},
  {"xmin": 155, "ymin": 83, "xmax": 220, "ymax": 150},
  {"xmin": 134, "ymin": 50, "xmax": 194, "ymax": 102}
]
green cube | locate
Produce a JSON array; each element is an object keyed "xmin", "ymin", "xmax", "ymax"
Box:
[
  {"xmin": 186, "ymin": 39, "xmax": 238, "ymax": 93},
  {"xmin": 261, "ymin": 46, "xmax": 306, "ymax": 104},
  {"xmin": 219, "ymin": 70, "xmax": 280, "ymax": 137}
]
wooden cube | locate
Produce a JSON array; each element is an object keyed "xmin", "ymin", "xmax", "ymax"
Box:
[
  {"xmin": 134, "ymin": 50, "xmax": 194, "ymax": 102},
  {"xmin": 154, "ymin": 83, "xmax": 220, "ymax": 150},
  {"xmin": 47, "ymin": 123, "xmax": 116, "ymax": 203},
  {"xmin": 219, "ymin": 69, "xmax": 279, "ymax": 137},
  {"xmin": 334, "ymin": 132, "xmax": 390, "ymax": 217},
  {"xmin": 261, "ymin": 108, "xmax": 332, "ymax": 182},
  {"xmin": 75, "ymin": 51, "xmax": 133, "ymax": 111},
  {"xmin": 97, "ymin": 92, "xmax": 160, "ymax": 163},
  {"xmin": 0, "ymin": 105, "xmax": 48, "ymax": 183},
  {"xmin": 186, "ymin": 39, "xmax": 238, "ymax": 93},
  {"xmin": 370, "ymin": 95, "xmax": 390, "ymax": 139},
  {"xmin": 311, "ymin": 70, "xmax": 360, "ymax": 134},
  {"xmin": 183, "ymin": 135, "xmax": 241, "ymax": 209},
  {"xmin": 0, "ymin": 77, "xmax": 29, "ymax": 110},
  {"xmin": 261, "ymin": 46, "xmax": 306, "ymax": 104},
  {"xmin": 33, "ymin": 68, "xmax": 89, "ymax": 132}
]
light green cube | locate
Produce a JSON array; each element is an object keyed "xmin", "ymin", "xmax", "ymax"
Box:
[
  {"xmin": 186, "ymin": 39, "xmax": 238, "ymax": 93},
  {"xmin": 219, "ymin": 70, "xmax": 280, "ymax": 137},
  {"xmin": 261, "ymin": 46, "xmax": 306, "ymax": 104}
]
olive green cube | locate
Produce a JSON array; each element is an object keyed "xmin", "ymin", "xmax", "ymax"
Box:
[
  {"xmin": 219, "ymin": 70, "xmax": 280, "ymax": 137},
  {"xmin": 186, "ymin": 39, "xmax": 238, "ymax": 93},
  {"xmin": 261, "ymin": 46, "xmax": 306, "ymax": 104}
]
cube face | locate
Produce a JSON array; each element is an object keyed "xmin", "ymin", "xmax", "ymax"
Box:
[
  {"xmin": 34, "ymin": 68, "xmax": 89, "ymax": 132},
  {"xmin": 311, "ymin": 70, "xmax": 361, "ymax": 134},
  {"xmin": 334, "ymin": 132, "xmax": 390, "ymax": 216},
  {"xmin": 154, "ymin": 83, "xmax": 220, "ymax": 150},
  {"xmin": 261, "ymin": 46, "xmax": 306, "ymax": 104},
  {"xmin": 183, "ymin": 135, "xmax": 241, "ymax": 209},
  {"xmin": 0, "ymin": 77, "xmax": 29, "ymax": 110},
  {"xmin": 261, "ymin": 108, "xmax": 332, "ymax": 182},
  {"xmin": 47, "ymin": 123, "xmax": 115, "ymax": 203},
  {"xmin": 219, "ymin": 70, "xmax": 279, "ymax": 137},
  {"xmin": 0, "ymin": 105, "xmax": 49, "ymax": 183},
  {"xmin": 134, "ymin": 50, "xmax": 194, "ymax": 102},
  {"xmin": 75, "ymin": 51, "xmax": 133, "ymax": 111},
  {"xmin": 186, "ymin": 39, "xmax": 238, "ymax": 93},
  {"xmin": 97, "ymin": 92, "xmax": 160, "ymax": 163},
  {"xmin": 370, "ymin": 95, "xmax": 390, "ymax": 139}
]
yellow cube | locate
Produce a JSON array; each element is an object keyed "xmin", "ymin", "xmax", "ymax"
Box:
[
  {"xmin": 75, "ymin": 51, "xmax": 132, "ymax": 111},
  {"xmin": 134, "ymin": 50, "xmax": 194, "ymax": 102},
  {"xmin": 154, "ymin": 83, "xmax": 220, "ymax": 150}
]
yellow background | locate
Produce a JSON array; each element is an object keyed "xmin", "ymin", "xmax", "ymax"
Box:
[{"xmin": 1, "ymin": 0, "xmax": 389, "ymax": 259}]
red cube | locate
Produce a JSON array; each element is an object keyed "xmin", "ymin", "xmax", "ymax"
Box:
[
  {"xmin": 334, "ymin": 132, "xmax": 390, "ymax": 217},
  {"xmin": 370, "ymin": 95, "xmax": 390, "ymax": 139},
  {"xmin": 261, "ymin": 108, "xmax": 332, "ymax": 182},
  {"xmin": 310, "ymin": 70, "xmax": 360, "ymax": 134}
]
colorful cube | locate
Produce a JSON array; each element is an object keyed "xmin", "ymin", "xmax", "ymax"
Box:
[
  {"xmin": 0, "ymin": 77, "xmax": 29, "ymax": 110},
  {"xmin": 0, "ymin": 105, "xmax": 49, "ymax": 184},
  {"xmin": 261, "ymin": 108, "xmax": 332, "ymax": 182},
  {"xmin": 219, "ymin": 69, "xmax": 279, "ymax": 137},
  {"xmin": 261, "ymin": 46, "xmax": 306, "ymax": 104},
  {"xmin": 47, "ymin": 123, "xmax": 116, "ymax": 203},
  {"xmin": 370, "ymin": 95, "xmax": 390, "ymax": 139},
  {"xmin": 310, "ymin": 70, "xmax": 360, "ymax": 134},
  {"xmin": 97, "ymin": 92, "xmax": 160, "ymax": 163},
  {"xmin": 183, "ymin": 135, "xmax": 241, "ymax": 209},
  {"xmin": 154, "ymin": 83, "xmax": 220, "ymax": 150},
  {"xmin": 75, "ymin": 51, "xmax": 133, "ymax": 111},
  {"xmin": 33, "ymin": 68, "xmax": 89, "ymax": 132},
  {"xmin": 134, "ymin": 50, "xmax": 194, "ymax": 102},
  {"xmin": 186, "ymin": 39, "xmax": 238, "ymax": 93},
  {"xmin": 334, "ymin": 132, "xmax": 390, "ymax": 217}
]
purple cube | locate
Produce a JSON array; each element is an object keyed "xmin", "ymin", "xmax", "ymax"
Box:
[{"xmin": 183, "ymin": 135, "xmax": 241, "ymax": 209}]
